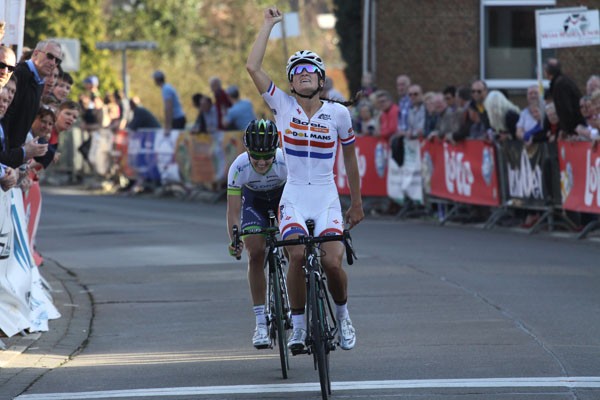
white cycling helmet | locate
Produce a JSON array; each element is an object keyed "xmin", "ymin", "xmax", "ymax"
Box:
[{"xmin": 286, "ymin": 50, "xmax": 325, "ymax": 81}]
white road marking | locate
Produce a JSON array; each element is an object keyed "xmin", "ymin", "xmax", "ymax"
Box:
[{"xmin": 15, "ymin": 376, "xmax": 600, "ymax": 399}]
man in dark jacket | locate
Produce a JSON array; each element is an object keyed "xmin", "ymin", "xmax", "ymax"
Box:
[
  {"xmin": 544, "ymin": 58, "xmax": 585, "ymax": 135},
  {"xmin": 1, "ymin": 40, "xmax": 61, "ymax": 165}
]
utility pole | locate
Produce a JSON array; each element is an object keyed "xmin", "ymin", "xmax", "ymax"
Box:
[{"xmin": 95, "ymin": 41, "xmax": 158, "ymax": 98}]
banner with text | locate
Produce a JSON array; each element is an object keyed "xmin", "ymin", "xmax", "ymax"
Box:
[
  {"xmin": 334, "ymin": 136, "xmax": 388, "ymax": 197},
  {"xmin": 558, "ymin": 140, "xmax": 600, "ymax": 214},
  {"xmin": 420, "ymin": 139, "xmax": 500, "ymax": 206},
  {"xmin": 498, "ymin": 141, "xmax": 561, "ymax": 208}
]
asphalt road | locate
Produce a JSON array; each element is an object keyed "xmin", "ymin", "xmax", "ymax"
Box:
[{"xmin": 5, "ymin": 187, "xmax": 600, "ymax": 400}]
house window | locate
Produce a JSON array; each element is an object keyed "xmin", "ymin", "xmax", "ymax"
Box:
[{"xmin": 481, "ymin": 0, "xmax": 556, "ymax": 89}]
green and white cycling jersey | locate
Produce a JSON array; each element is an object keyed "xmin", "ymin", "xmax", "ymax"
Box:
[{"xmin": 227, "ymin": 148, "xmax": 287, "ymax": 195}]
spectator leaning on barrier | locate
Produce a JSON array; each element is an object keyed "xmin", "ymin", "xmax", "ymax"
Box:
[
  {"xmin": 574, "ymin": 96, "xmax": 597, "ymax": 140},
  {"xmin": 374, "ymin": 90, "xmax": 398, "ymax": 142},
  {"xmin": 516, "ymin": 85, "xmax": 541, "ymax": 141},
  {"xmin": 484, "ymin": 90, "xmax": 520, "ymax": 141},
  {"xmin": 209, "ymin": 77, "xmax": 231, "ymax": 131},
  {"xmin": 423, "ymin": 91, "xmax": 438, "ymax": 137},
  {"xmin": 445, "ymin": 87, "xmax": 473, "ymax": 144},
  {"xmin": 586, "ymin": 75, "xmax": 600, "ymax": 96},
  {"xmin": 223, "ymin": 85, "xmax": 256, "ymax": 131},
  {"xmin": 360, "ymin": 71, "xmax": 377, "ymax": 98},
  {"xmin": 0, "ymin": 87, "xmax": 17, "ymax": 190},
  {"xmin": 544, "ymin": 58, "xmax": 585, "ymax": 136},
  {"xmin": 470, "ymin": 79, "xmax": 490, "ymax": 130},
  {"xmin": 4, "ymin": 41, "xmax": 59, "ymax": 151},
  {"xmin": 405, "ymin": 84, "xmax": 425, "ymax": 138},
  {"xmin": 127, "ymin": 97, "xmax": 161, "ymax": 131},
  {"xmin": 431, "ymin": 92, "xmax": 460, "ymax": 140},
  {"xmin": 51, "ymin": 71, "xmax": 73, "ymax": 103},
  {"xmin": 353, "ymin": 100, "xmax": 379, "ymax": 136},
  {"xmin": 153, "ymin": 70, "xmax": 186, "ymax": 132},
  {"xmin": 396, "ymin": 74, "xmax": 411, "ymax": 132},
  {"xmin": 0, "ymin": 46, "xmax": 48, "ymax": 168},
  {"xmin": 442, "ymin": 86, "xmax": 457, "ymax": 112},
  {"xmin": 323, "ymin": 77, "xmax": 346, "ymax": 102}
]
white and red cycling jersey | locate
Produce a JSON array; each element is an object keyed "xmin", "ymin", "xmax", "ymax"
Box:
[
  {"xmin": 262, "ymin": 82, "xmax": 355, "ymax": 186},
  {"xmin": 262, "ymin": 82, "xmax": 355, "ymax": 238}
]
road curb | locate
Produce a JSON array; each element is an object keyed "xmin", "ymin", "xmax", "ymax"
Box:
[{"xmin": 0, "ymin": 259, "xmax": 93, "ymax": 400}]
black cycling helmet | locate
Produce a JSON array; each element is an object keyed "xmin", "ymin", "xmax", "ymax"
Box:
[{"xmin": 244, "ymin": 119, "xmax": 279, "ymax": 153}]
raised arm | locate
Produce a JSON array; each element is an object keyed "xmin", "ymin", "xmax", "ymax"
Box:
[{"xmin": 246, "ymin": 7, "xmax": 283, "ymax": 95}]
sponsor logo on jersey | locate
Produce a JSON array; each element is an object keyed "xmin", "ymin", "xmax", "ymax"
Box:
[{"xmin": 317, "ymin": 113, "xmax": 331, "ymax": 120}]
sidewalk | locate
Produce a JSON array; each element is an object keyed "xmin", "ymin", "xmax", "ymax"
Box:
[{"xmin": 0, "ymin": 259, "xmax": 92, "ymax": 400}]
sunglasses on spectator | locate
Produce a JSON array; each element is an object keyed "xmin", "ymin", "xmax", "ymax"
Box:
[
  {"xmin": 0, "ymin": 62, "xmax": 15, "ymax": 73},
  {"xmin": 291, "ymin": 64, "xmax": 320, "ymax": 76},
  {"xmin": 40, "ymin": 51, "xmax": 62, "ymax": 66},
  {"xmin": 249, "ymin": 151, "xmax": 276, "ymax": 161}
]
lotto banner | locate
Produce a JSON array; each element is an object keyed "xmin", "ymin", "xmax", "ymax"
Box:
[
  {"xmin": 558, "ymin": 140, "xmax": 600, "ymax": 214},
  {"xmin": 420, "ymin": 139, "xmax": 500, "ymax": 206},
  {"xmin": 334, "ymin": 136, "xmax": 388, "ymax": 197}
]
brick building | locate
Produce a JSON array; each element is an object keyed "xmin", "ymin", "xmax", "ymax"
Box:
[{"xmin": 368, "ymin": 0, "xmax": 599, "ymax": 104}]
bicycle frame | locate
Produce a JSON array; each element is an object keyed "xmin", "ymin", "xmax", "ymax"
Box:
[
  {"xmin": 274, "ymin": 220, "xmax": 356, "ymax": 399},
  {"xmin": 232, "ymin": 209, "xmax": 291, "ymax": 378}
]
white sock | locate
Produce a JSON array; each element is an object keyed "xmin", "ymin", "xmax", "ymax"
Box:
[
  {"xmin": 292, "ymin": 313, "xmax": 306, "ymax": 331},
  {"xmin": 253, "ymin": 305, "xmax": 266, "ymax": 326},
  {"xmin": 335, "ymin": 303, "xmax": 349, "ymax": 321}
]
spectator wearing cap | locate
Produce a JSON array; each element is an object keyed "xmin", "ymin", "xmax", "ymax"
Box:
[
  {"xmin": 222, "ymin": 85, "xmax": 256, "ymax": 131},
  {"xmin": 153, "ymin": 70, "xmax": 186, "ymax": 132}
]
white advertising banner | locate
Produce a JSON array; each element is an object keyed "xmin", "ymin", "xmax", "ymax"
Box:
[
  {"xmin": 539, "ymin": 9, "xmax": 600, "ymax": 49},
  {"xmin": 387, "ymin": 139, "xmax": 423, "ymax": 203},
  {"xmin": 0, "ymin": 189, "xmax": 60, "ymax": 337}
]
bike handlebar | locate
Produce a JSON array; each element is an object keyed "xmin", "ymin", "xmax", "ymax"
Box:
[
  {"xmin": 276, "ymin": 231, "xmax": 357, "ymax": 266},
  {"xmin": 232, "ymin": 225, "xmax": 357, "ymax": 265}
]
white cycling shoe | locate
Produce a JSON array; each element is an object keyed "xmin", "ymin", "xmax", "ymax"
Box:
[
  {"xmin": 338, "ymin": 317, "xmax": 356, "ymax": 350},
  {"xmin": 252, "ymin": 324, "xmax": 270, "ymax": 349},
  {"xmin": 287, "ymin": 327, "xmax": 307, "ymax": 351}
]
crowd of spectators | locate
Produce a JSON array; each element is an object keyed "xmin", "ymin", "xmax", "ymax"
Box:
[
  {"xmin": 345, "ymin": 59, "xmax": 600, "ymax": 227},
  {"xmin": 349, "ymin": 59, "xmax": 600, "ymax": 150}
]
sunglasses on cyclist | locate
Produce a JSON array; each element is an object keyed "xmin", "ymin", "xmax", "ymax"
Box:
[
  {"xmin": 0, "ymin": 62, "xmax": 15, "ymax": 73},
  {"xmin": 290, "ymin": 64, "xmax": 320, "ymax": 76},
  {"xmin": 249, "ymin": 151, "xmax": 276, "ymax": 161}
]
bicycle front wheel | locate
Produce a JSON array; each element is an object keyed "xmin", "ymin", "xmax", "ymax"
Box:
[
  {"xmin": 271, "ymin": 253, "xmax": 289, "ymax": 379},
  {"xmin": 309, "ymin": 271, "xmax": 330, "ymax": 400}
]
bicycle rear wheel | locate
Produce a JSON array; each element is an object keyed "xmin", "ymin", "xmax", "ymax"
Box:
[
  {"xmin": 309, "ymin": 272, "xmax": 330, "ymax": 400},
  {"xmin": 271, "ymin": 254, "xmax": 289, "ymax": 379}
]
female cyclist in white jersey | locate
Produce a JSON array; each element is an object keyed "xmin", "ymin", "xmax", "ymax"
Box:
[
  {"xmin": 246, "ymin": 7, "xmax": 364, "ymax": 351},
  {"xmin": 227, "ymin": 119, "xmax": 287, "ymax": 348}
]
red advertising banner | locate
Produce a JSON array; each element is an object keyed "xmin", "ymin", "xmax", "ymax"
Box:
[
  {"xmin": 420, "ymin": 139, "xmax": 500, "ymax": 206},
  {"xmin": 334, "ymin": 136, "xmax": 388, "ymax": 197},
  {"xmin": 558, "ymin": 140, "xmax": 600, "ymax": 214}
]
